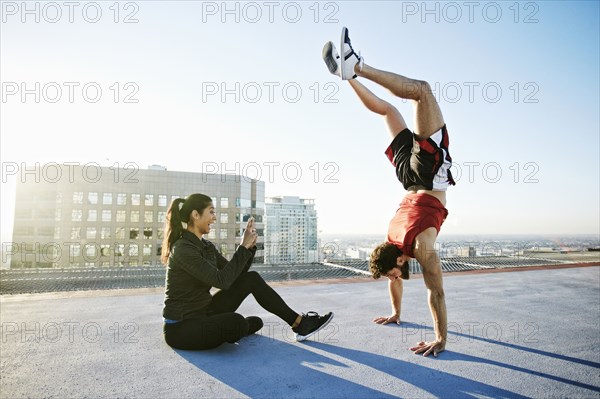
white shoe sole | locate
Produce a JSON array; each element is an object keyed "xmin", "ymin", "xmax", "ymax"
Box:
[
  {"xmin": 295, "ymin": 312, "xmax": 334, "ymax": 342},
  {"xmin": 322, "ymin": 42, "xmax": 339, "ymax": 76}
]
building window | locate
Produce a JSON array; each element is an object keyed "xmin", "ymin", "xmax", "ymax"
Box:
[
  {"xmin": 86, "ymin": 227, "xmax": 97, "ymax": 239},
  {"xmin": 220, "ymin": 229, "xmax": 228, "ymax": 239},
  {"xmin": 39, "ymin": 191, "xmax": 55, "ymax": 202},
  {"xmin": 22, "ymin": 243, "xmax": 35, "ymax": 251},
  {"xmin": 117, "ymin": 193, "xmax": 127, "ymax": 205},
  {"xmin": 157, "ymin": 211, "xmax": 166, "ymax": 223},
  {"xmin": 115, "ymin": 228, "xmax": 125, "ymax": 239},
  {"xmin": 102, "ymin": 210, "xmax": 111, "ymax": 222},
  {"xmin": 129, "ymin": 244, "xmax": 139, "ymax": 257},
  {"xmin": 145, "ymin": 194, "xmax": 154, "ymax": 206},
  {"xmin": 36, "ymin": 209, "xmax": 53, "ymax": 219},
  {"xmin": 207, "ymin": 230, "xmax": 216, "ymax": 239},
  {"xmin": 88, "ymin": 192, "xmax": 98, "ymax": 205},
  {"xmin": 116, "ymin": 210, "xmax": 126, "ymax": 222},
  {"xmin": 131, "ymin": 193, "xmax": 140, "ymax": 206},
  {"xmin": 220, "ymin": 243, "xmax": 228, "ymax": 256},
  {"xmin": 101, "ymin": 227, "xmax": 111, "ymax": 239},
  {"xmin": 157, "ymin": 228, "xmax": 164, "ymax": 239},
  {"xmin": 220, "ymin": 213, "xmax": 228, "ymax": 224},
  {"xmin": 130, "ymin": 228, "xmax": 139, "ymax": 239},
  {"xmin": 115, "ymin": 244, "xmax": 124, "ymax": 256},
  {"xmin": 73, "ymin": 192, "xmax": 83, "ymax": 204},
  {"xmin": 56, "ymin": 192, "xmax": 63, "ymax": 203},
  {"xmin": 103, "ymin": 193, "xmax": 113, "ymax": 205},
  {"xmin": 143, "ymin": 228, "xmax": 153, "ymax": 239},
  {"xmin": 70, "ymin": 244, "xmax": 81, "ymax": 257},
  {"xmin": 131, "ymin": 211, "xmax": 140, "ymax": 223},
  {"xmin": 158, "ymin": 195, "xmax": 167, "ymax": 207},
  {"xmin": 220, "ymin": 197, "xmax": 229, "ymax": 208},
  {"xmin": 85, "ymin": 244, "xmax": 96, "ymax": 258},
  {"xmin": 143, "ymin": 244, "xmax": 152, "ymax": 256},
  {"xmin": 100, "ymin": 245, "xmax": 110, "ymax": 257},
  {"xmin": 87, "ymin": 210, "xmax": 97, "ymax": 222},
  {"xmin": 236, "ymin": 198, "xmax": 251, "ymax": 208},
  {"xmin": 55, "ymin": 209, "xmax": 61, "ymax": 221},
  {"xmin": 144, "ymin": 211, "xmax": 153, "ymax": 223},
  {"xmin": 54, "ymin": 227, "xmax": 60, "ymax": 239},
  {"xmin": 70, "ymin": 227, "xmax": 81, "ymax": 239},
  {"xmin": 72, "ymin": 210, "xmax": 82, "ymax": 222}
]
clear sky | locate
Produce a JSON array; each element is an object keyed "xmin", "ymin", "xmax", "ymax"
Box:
[{"xmin": 1, "ymin": 1, "xmax": 599, "ymax": 242}]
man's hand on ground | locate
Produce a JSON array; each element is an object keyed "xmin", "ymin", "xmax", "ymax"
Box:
[
  {"xmin": 410, "ymin": 340, "xmax": 445, "ymax": 357},
  {"xmin": 372, "ymin": 314, "xmax": 400, "ymax": 325}
]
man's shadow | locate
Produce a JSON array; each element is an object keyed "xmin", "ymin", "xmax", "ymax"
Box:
[
  {"xmin": 307, "ymin": 340, "xmax": 532, "ymax": 399},
  {"xmin": 372, "ymin": 321, "xmax": 600, "ymax": 394}
]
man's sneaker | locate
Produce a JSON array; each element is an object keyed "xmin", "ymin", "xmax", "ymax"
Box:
[
  {"xmin": 339, "ymin": 26, "xmax": 363, "ymax": 80},
  {"xmin": 293, "ymin": 312, "xmax": 334, "ymax": 342},
  {"xmin": 322, "ymin": 41, "xmax": 341, "ymax": 77},
  {"xmin": 245, "ymin": 316, "xmax": 263, "ymax": 336}
]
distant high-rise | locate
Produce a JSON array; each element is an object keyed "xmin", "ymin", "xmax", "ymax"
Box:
[
  {"xmin": 265, "ymin": 196, "xmax": 318, "ymax": 264},
  {"xmin": 9, "ymin": 164, "xmax": 264, "ymax": 268},
  {"xmin": 469, "ymin": 246, "xmax": 476, "ymax": 257}
]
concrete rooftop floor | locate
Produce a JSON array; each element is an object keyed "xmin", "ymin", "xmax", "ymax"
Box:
[{"xmin": 1, "ymin": 266, "xmax": 599, "ymax": 399}]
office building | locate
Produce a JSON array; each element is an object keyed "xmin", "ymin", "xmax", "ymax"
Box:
[
  {"xmin": 265, "ymin": 196, "xmax": 318, "ymax": 264},
  {"xmin": 9, "ymin": 164, "xmax": 264, "ymax": 268}
]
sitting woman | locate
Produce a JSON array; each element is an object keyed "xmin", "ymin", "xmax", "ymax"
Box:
[{"xmin": 161, "ymin": 193, "xmax": 333, "ymax": 350}]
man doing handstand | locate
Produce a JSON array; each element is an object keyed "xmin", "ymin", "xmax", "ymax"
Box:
[{"xmin": 323, "ymin": 27, "xmax": 456, "ymax": 357}]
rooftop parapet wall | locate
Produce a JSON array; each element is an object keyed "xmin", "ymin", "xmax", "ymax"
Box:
[{"xmin": 1, "ymin": 252, "xmax": 598, "ymax": 295}]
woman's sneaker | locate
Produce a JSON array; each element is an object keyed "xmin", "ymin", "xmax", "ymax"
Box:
[
  {"xmin": 245, "ymin": 316, "xmax": 263, "ymax": 336},
  {"xmin": 293, "ymin": 312, "xmax": 334, "ymax": 342},
  {"xmin": 339, "ymin": 26, "xmax": 363, "ymax": 80}
]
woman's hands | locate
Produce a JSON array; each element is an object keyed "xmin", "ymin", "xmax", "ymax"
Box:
[{"xmin": 241, "ymin": 217, "xmax": 258, "ymax": 249}]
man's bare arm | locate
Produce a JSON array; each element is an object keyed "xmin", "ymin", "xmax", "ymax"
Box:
[
  {"xmin": 411, "ymin": 227, "xmax": 447, "ymax": 357},
  {"xmin": 373, "ymin": 278, "xmax": 403, "ymax": 324}
]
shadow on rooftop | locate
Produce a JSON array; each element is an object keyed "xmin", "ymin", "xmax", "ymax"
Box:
[
  {"xmin": 308, "ymin": 341, "xmax": 529, "ymax": 399},
  {"xmin": 175, "ymin": 334, "xmax": 529, "ymax": 399},
  {"xmin": 175, "ymin": 335, "xmax": 399, "ymax": 399},
  {"xmin": 392, "ymin": 322, "xmax": 600, "ymax": 393},
  {"xmin": 400, "ymin": 321, "xmax": 600, "ymax": 369}
]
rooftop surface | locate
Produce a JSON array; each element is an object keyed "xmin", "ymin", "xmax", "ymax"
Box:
[{"xmin": 1, "ymin": 265, "xmax": 599, "ymax": 398}]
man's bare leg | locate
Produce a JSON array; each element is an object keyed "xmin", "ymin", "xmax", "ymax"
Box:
[
  {"xmin": 348, "ymin": 79, "xmax": 408, "ymax": 140},
  {"xmin": 356, "ymin": 64, "xmax": 445, "ymax": 141}
]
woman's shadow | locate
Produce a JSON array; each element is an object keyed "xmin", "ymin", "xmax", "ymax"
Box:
[{"xmin": 175, "ymin": 333, "xmax": 399, "ymax": 399}]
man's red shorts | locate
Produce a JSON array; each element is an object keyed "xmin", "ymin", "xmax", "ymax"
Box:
[{"xmin": 387, "ymin": 192, "xmax": 448, "ymax": 258}]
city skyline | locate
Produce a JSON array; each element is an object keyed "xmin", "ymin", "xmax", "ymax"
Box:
[{"xmin": 2, "ymin": 1, "xmax": 599, "ymax": 242}]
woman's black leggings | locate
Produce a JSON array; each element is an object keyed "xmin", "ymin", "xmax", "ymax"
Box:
[{"xmin": 164, "ymin": 271, "xmax": 298, "ymax": 350}]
